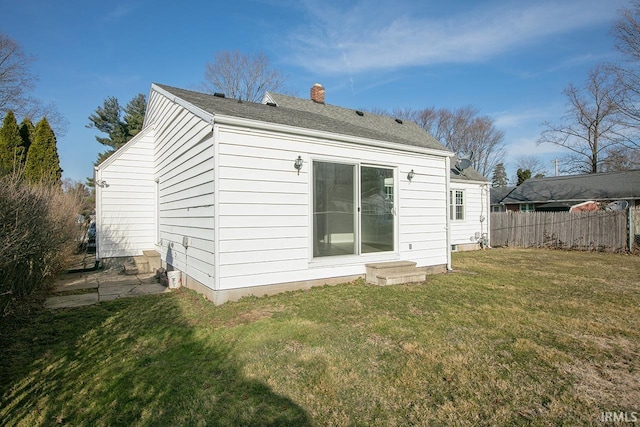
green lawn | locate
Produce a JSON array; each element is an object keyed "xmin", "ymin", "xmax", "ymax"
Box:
[{"xmin": 1, "ymin": 249, "xmax": 639, "ymax": 426}]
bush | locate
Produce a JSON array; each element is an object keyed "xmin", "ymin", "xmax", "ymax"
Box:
[{"xmin": 0, "ymin": 174, "xmax": 81, "ymax": 316}]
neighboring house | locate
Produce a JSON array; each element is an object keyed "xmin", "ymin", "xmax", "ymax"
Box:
[
  {"xmin": 95, "ymin": 83, "xmax": 457, "ymax": 304},
  {"xmin": 494, "ymin": 170, "xmax": 640, "ymax": 212},
  {"xmin": 490, "ymin": 186, "xmax": 514, "ymax": 212},
  {"xmin": 448, "ymin": 160, "xmax": 491, "ymax": 251}
]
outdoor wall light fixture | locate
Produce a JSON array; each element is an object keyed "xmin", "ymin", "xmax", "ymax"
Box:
[
  {"xmin": 95, "ymin": 179, "xmax": 108, "ymax": 188},
  {"xmin": 407, "ymin": 169, "xmax": 415, "ymax": 181},
  {"xmin": 294, "ymin": 155, "xmax": 303, "ymax": 175}
]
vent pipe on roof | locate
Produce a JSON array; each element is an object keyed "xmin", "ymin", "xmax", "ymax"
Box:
[{"xmin": 310, "ymin": 83, "xmax": 325, "ymax": 104}]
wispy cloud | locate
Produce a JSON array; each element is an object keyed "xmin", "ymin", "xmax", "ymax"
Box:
[
  {"xmin": 104, "ymin": 4, "xmax": 138, "ymax": 22},
  {"xmin": 288, "ymin": 0, "xmax": 626, "ymax": 74}
]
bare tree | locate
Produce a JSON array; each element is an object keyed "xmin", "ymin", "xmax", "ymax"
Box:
[
  {"xmin": 201, "ymin": 51, "xmax": 287, "ymax": 102},
  {"xmin": 537, "ymin": 65, "xmax": 628, "ymax": 174},
  {"xmin": 610, "ymin": 1, "xmax": 640, "ymax": 128},
  {"xmin": 0, "ymin": 33, "xmax": 36, "ymax": 117},
  {"xmin": 0, "ymin": 33, "xmax": 68, "ymax": 136},
  {"xmin": 514, "ymin": 155, "xmax": 547, "ymax": 178},
  {"xmin": 601, "ymin": 145, "xmax": 640, "ymax": 171},
  {"xmin": 376, "ymin": 105, "xmax": 505, "ymax": 177}
]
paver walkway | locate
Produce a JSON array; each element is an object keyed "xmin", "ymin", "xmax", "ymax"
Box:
[{"xmin": 44, "ymin": 267, "xmax": 171, "ymax": 310}]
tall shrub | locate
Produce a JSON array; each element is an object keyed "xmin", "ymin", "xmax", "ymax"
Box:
[
  {"xmin": 0, "ymin": 174, "xmax": 81, "ymax": 316},
  {"xmin": 0, "ymin": 111, "xmax": 24, "ymax": 175},
  {"xmin": 24, "ymin": 117, "xmax": 62, "ymax": 185},
  {"xmin": 18, "ymin": 117, "xmax": 35, "ymax": 166}
]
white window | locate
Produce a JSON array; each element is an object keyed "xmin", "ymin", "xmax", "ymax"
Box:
[
  {"xmin": 449, "ymin": 190, "xmax": 464, "ymax": 221},
  {"xmin": 519, "ymin": 203, "xmax": 535, "ymax": 212}
]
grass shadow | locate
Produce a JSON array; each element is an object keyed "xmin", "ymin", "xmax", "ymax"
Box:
[{"xmin": 0, "ymin": 291, "xmax": 310, "ymax": 426}]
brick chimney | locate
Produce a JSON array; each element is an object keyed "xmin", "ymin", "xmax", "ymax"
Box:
[{"xmin": 310, "ymin": 83, "xmax": 325, "ymax": 104}]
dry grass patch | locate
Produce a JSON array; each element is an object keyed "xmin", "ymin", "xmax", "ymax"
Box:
[{"xmin": 1, "ymin": 248, "xmax": 639, "ymax": 426}]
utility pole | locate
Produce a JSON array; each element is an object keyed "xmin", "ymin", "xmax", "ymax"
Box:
[{"xmin": 552, "ymin": 158, "xmax": 559, "ymax": 176}]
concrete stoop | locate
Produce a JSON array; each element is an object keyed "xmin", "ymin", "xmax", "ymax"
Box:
[
  {"xmin": 365, "ymin": 261, "xmax": 427, "ymax": 286},
  {"xmin": 125, "ymin": 250, "xmax": 161, "ymax": 275}
]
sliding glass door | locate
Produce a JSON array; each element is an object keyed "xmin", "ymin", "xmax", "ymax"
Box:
[
  {"xmin": 313, "ymin": 161, "xmax": 395, "ymax": 258},
  {"xmin": 360, "ymin": 166, "xmax": 394, "ymax": 253},
  {"xmin": 313, "ymin": 162, "xmax": 356, "ymax": 257}
]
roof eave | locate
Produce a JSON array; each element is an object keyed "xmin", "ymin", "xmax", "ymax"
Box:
[{"xmin": 213, "ymin": 113, "xmax": 453, "ymax": 157}]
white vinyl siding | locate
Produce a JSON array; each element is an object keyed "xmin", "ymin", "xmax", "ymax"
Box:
[
  {"xmin": 449, "ymin": 181, "xmax": 490, "ymax": 247},
  {"xmin": 216, "ymin": 124, "xmax": 449, "ymax": 290},
  {"xmin": 96, "ymin": 128, "xmax": 155, "ymax": 258},
  {"xmin": 146, "ymin": 90, "xmax": 215, "ymax": 288}
]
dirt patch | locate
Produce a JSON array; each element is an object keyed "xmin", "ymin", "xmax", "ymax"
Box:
[
  {"xmin": 224, "ymin": 307, "xmax": 282, "ymax": 327},
  {"xmin": 562, "ymin": 335, "xmax": 640, "ymax": 411}
]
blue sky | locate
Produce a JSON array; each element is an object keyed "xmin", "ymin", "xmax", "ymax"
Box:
[{"xmin": 0, "ymin": 0, "xmax": 631, "ymax": 183}]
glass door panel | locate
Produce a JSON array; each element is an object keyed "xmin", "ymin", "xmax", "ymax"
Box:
[
  {"xmin": 313, "ymin": 162, "xmax": 356, "ymax": 257},
  {"xmin": 360, "ymin": 166, "xmax": 394, "ymax": 253}
]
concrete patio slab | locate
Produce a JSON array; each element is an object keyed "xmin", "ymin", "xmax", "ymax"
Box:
[
  {"xmin": 99, "ymin": 284, "xmax": 137, "ymax": 297},
  {"xmin": 97, "ymin": 275, "xmax": 140, "ymax": 285},
  {"xmin": 44, "ymin": 293, "xmax": 99, "ymax": 309},
  {"xmin": 53, "ymin": 275, "xmax": 98, "ymax": 292},
  {"xmin": 129, "ymin": 283, "xmax": 171, "ymax": 296},
  {"xmin": 45, "ymin": 265, "xmax": 171, "ymax": 309}
]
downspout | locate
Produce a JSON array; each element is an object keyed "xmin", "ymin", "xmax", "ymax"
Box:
[
  {"xmin": 445, "ymin": 156, "xmax": 452, "ymax": 271},
  {"xmin": 481, "ymin": 183, "xmax": 490, "ymax": 248},
  {"xmin": 94, "ymin": 166, "xmax": 101, "ymax": 260}
]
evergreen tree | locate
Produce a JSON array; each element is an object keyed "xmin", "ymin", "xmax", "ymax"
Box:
[
  {"xmin": 491, "ymin": 163, "xmax": 508, "ymax": 187},
  {"xmin": 0, "ymin": 111, "xmax": 24, "ymax": 175},
  {"xmin": 86, "ymin": 93, "xmax": 146, "ymax": 186},
  {"xmin": 24, "ymin": 117, "xmax": 62, "ymax": 185},
  {"xmin": 516, "ymin": 168, "xmax": 531, "ymax": 186},
  {"xmin": 123, "ymin": 93, "xmax": 146, "ymax": 138},
  {"xmin": 18, "ymin": 117, "xmax": 35, "ymax": 166}
]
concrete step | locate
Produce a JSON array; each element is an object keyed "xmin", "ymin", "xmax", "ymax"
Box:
[
  {"xmin": 365, "ymin": 261, "xmax": 417, "ymax": 284},
  {"xmin": 124, "ymin": 263, "xmax": 139, "ymax": 275},
  {"xmin": 133, "ymin": 256, "xmax": 150, "ymax": 274},
  {"xmin": 376, "ymin": 271, "xmax": 427, "ymax": 286},
  {"xmin": 142, "ymin": 250, "xmax": 161, "ymax": 272}
]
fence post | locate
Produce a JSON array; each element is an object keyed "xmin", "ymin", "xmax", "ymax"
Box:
[{"xmin": 629, "ymin": 206, "xmax": 633, "ymax": 253}]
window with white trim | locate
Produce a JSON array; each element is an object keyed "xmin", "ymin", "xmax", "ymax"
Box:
[
  {"xmin": 519, "ymin": 203, "xmax": 535, "ymax": 212},
  {"xmin": 449, "ymin": 190, "xmax": 465, "ymax": 221}
]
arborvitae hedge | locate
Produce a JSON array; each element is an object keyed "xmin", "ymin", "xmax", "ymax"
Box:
[
  {"xmin": 0, "ymin": 111, "xmax": 24, "ymax": 175},
  {"xmin": 24, "ymin": 117, "xmax": 62, "ymax": 185}
]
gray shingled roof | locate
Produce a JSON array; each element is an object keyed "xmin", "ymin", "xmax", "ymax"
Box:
[
  {"xmin": 490, "ymin": 186, "xmax": 516, "ymax": 205},
  {"xmin": 501, "ymin": 170, "xmax": 640, "ymax": 204},
  {"xmin": 449, "ymin": 156, "xmax": 490, "ymax": 182},
  {"xmin": 154, "ymin": 84, "xmax": 448, "ymax": 152}
]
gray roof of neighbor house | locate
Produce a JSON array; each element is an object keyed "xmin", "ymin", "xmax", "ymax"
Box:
[
  {"xmin": 448, "ymin": 156, "xmax": 490, "ymax": 183},
  {"xmin": 490, "ymin": 186, "xmax": 516, "ymax": 205},
  {"xmin": 500, "ymin": 170, "xmax": 640, "ymax": 204},
  {"xmin": 154, "ymin": 84, "xmax": 448, "ymax": 152}
]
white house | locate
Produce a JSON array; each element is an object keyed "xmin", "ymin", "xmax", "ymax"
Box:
[
  {"xmin": 448, "ymin": 161, "xmax": 491, "ymax": 251},
  {"xmin": 95, "ymin": 83, "xmax": 463, "ymax": 304}
]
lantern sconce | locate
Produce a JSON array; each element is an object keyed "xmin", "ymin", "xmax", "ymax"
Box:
[
  {"xmin": 407, "ymin": 169, "xmax": 415, "ymax": 181},
  {"xmin": 294, "ymin": 155, "xmax": 303, "ymax": 175}
]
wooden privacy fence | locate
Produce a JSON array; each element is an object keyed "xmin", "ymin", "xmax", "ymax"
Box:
[{"xmin": 490, "ymin": 210, "xmax": 630, "ymax": 253}]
